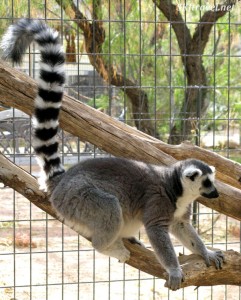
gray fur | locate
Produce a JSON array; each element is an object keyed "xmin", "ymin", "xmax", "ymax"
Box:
[
  {"xmin": 1, "ymin": 19, "xmax": 224, "ymax": 291},
  {"xmin": 48, "ymin": 157, "xmax": 224, "ymax": 291},
  {"xmin": 1, "ymin": 19, "xmax": 65, "ymax": 180},
  {"xmin": 1, "ymin": 19, "xmax": 49, "ymax": 63}
]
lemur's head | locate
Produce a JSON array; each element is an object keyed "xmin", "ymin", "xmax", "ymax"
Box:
[{"xmin": 180, "ymin": 159, "xmax": 219, "ymax": 199}]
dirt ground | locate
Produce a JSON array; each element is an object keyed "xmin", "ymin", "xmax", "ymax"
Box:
[{"xmin": 0, "ymin": 186, "xmax": 240, "ymax": 300}]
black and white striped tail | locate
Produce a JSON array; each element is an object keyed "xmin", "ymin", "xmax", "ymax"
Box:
[{"xmin": 1, "ymin": 19, "xmax": 65, "ymax": 182}]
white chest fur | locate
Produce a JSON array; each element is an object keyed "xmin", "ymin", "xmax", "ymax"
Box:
[{"xmin": 174, "ymin": 193, "xmax": 197, "ymax": 219}]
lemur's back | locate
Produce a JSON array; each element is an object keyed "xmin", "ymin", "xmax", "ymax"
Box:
[{"xmin": 49, "ymin": 157, "xmax": 170, "ymax": 220}]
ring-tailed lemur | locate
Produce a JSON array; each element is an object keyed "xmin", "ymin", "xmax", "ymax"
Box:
[{"xmin": 1, "ymin": 19, "xmax": 224, "ymax": 291}]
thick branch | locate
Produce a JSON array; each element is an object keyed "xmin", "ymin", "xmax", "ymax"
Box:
[
  {"xmin": 154, "ymin": 0, "xmax": 237, "ymax": 59},
  {"xmin": 0, "ymin": 61, "xmax": 241, "ymax": 222},
  {"xmin": 0, "ymin": 152, "xmax": 240, "ymax": 287},
  {"xmin": 0, "ymin": 153, "xmax": 55, "ymax": 218},
  {"xmin": 153, "ymin": 0, "xmax": 192, "ymax": 56},
  {"xmin": 192, "ymin": 0, "xmax": 237, "ymax": 54}
]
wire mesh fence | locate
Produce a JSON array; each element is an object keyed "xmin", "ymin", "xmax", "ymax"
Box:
[{"xmin": 0, "ymin": 0, "xmax": 241, "ymax": 299}]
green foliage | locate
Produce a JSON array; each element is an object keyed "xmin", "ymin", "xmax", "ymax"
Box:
[
  {"xmin": 0, "ymin": 0, "xmax": 44, "ymax": 19},
  {"xmin": 88, "ymin": 94, "xmax": 110, "ymax": 111},
  {"xmin": 0, "ymin": 0, "xmax": 62, "ymax": 36},
  {"xmin": 202, "ymin": 18, "xmax": 241, "ymax": 131}
]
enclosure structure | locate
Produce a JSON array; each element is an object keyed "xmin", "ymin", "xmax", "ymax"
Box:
[{"xmin": 0, "ymin": 0, "xmax": 241, "ymax": 299}]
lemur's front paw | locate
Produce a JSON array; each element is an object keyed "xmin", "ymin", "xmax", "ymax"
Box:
[
  {"xmin": 164, "ymin": 268, "xmax": 185, "ymax": 291},
  {"xmin": 204, "ymin": 249, "xmax": 225, "ymax": 269}
]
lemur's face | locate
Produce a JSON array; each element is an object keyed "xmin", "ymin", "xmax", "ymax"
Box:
[{"xmin": 182, "ymin": 164, "xmax": 219, "ymax": 199}]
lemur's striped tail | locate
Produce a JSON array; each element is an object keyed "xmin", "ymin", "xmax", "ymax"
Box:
[{"xmin": 1, "ymin": 19, "xmax": 65, "ymax": 181}]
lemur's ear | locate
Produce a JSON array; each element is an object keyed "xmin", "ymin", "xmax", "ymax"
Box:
[{"xmin": 183, "ymin": 166, "xmax": 202, "ymax": 182}]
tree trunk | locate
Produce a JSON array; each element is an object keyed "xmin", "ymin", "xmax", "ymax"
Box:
[
  {"xmin": 0, "ymin": 152, "xmax": 240, "ymax": 288},
  {"xmin": 154, "ymin": 0, "xmax": 237, "ymax": 144},
  {"xmin": 55, "ymin": 0, "xmax": 157, "ymax": 137}
]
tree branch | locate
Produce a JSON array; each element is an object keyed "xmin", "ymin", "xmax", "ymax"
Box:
[
  {"xmin": 154, "ymin": 0, "xmax": 237, "ymax": 57},
  {"xmin": 0, "ymin": 152, "xmax": 240, "ymax": 287},
  {"xmin": 0, "ymin": 61, "xmax": 241, "ymax": 222},
  {"xmin": 192, "ymin": 0, "xmax": 237, "ymax": 54},
  {"xmin": 153, "ymin": 0, "xmax": 192, "ymax": 56}
]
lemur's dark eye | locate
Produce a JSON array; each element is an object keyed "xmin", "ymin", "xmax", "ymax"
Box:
[{"xmin": 203, "ymin": 178, "xmax": 212, "ymax": 188}]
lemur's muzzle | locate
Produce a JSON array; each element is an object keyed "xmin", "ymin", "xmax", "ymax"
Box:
[{"xmin": 201, "ymin": 188, "xmax": 219, "ymax": 199}]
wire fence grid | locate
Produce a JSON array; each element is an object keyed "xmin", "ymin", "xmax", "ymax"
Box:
[{"xmin": 0, "ymin": 1, "xmax": 241, "ymax": 299}]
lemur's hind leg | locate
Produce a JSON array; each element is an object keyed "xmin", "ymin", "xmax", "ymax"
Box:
[
  {"xmin": 94, "ymin": 238, "xmax": 130, "ymax": 263},
  {"xmin": 80, "ymin": 188, "xmax": 130, "ymax": 262}
]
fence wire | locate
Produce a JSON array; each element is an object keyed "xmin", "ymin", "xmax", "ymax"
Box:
[{"xmin": 0, "ymin": 1, "xmax": 241, "ymax": 299}]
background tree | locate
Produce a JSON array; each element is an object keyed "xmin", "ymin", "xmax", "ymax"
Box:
[
  {"xmin": 1, "ymin": 0, "xmax": 241, "ymax": 145},
  {"xmin": 56, "ymin": 0, "xmax": 240, "ymax": 144}
]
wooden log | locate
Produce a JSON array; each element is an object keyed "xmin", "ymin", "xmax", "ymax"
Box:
[
  {"xmin": 0, "ymin": 61, "xmax": 241, "ymax": 221},
  {"xmin": 0, "ymin": 60, "xmax": 241, "ymax": 184},
  {"xmin": 0, "ymin": 152, "xmax": 240, "ymax": 288}
]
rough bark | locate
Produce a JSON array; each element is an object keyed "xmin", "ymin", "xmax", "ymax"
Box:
[
  {"xmin": 0, "ymin": 152, "xmax": 240, "ymax": 288},
  {"xmin": 55, "ymin": 0, "xmax": 157, "ymax": 137},
  {"xmin": 1, "ymin": 61, "xmax": 241, "ymax": 222},
  {"xmin": 153, "ymin": 0, "xmax": 237, "ymax": 144}
]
